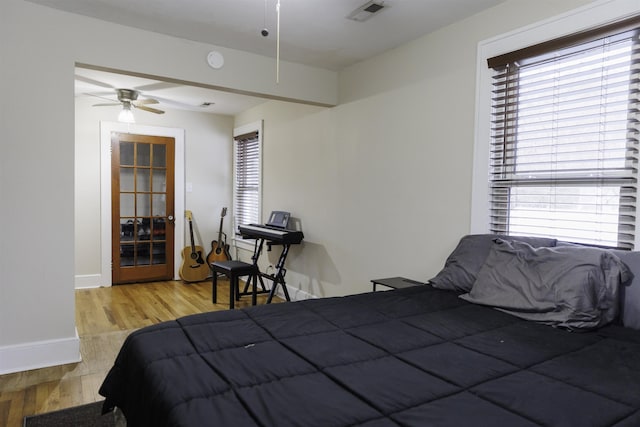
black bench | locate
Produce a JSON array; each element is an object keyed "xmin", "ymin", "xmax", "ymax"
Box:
[{"xmin": 211, "ymin": 260, "xmax": 265, "ymax": 309}]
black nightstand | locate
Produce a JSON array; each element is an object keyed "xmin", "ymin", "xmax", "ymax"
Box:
[{"xmin": 371, "ymin": 276, "xmax": 425, "ymax": 291}]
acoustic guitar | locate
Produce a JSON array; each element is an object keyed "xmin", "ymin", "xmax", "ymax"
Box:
[
  {"xmin": 179, "ymin": 210, "xmax": 209, "ymax": 283},
  {"xmin": 206, "ymin": 207, "xmax": 231, "ymax": 266}
]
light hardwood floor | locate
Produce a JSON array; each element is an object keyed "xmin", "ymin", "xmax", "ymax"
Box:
[{"xmin": 0, "ymin": 278, "xmax": 278, "ymax": 427}]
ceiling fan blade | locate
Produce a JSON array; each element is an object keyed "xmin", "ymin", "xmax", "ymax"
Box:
[
  {"xmin": 135, "ymin": 81, "xmax": 178, "ymax": 92},
  {"xmin": 150, "ymin": 95, "xmax": 197, "ymax": 110},
  {"xmin": 92, "ymin": 102, "xmax": 121, "ymax": 107},
  {"xmin": 85, "ymin": 92, "xmax": 119, "ymax": 103},
  {"xmin": 134, "ymin": 98, "xmax": 159, "ymax": 105},
  {"xmin": 135, "ymin": 105, "xmax": 165, "ymax": 114}
]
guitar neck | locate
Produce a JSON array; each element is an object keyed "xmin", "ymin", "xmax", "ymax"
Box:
[
  {"xmin": 217, "ymin": 217, "xmax": 224, "ymax": 242},
  {"xmin": 189, "ymin": 219, "xmax": 197, "ymax": 253}
]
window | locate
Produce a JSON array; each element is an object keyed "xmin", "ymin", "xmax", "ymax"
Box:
[
  {"xmin": 487, "ymin": 18, "xmax": 640, "ymax": 249},
  {"xmin": 233, "ymin": 121, "xmax": 262, "ymax": 235}
]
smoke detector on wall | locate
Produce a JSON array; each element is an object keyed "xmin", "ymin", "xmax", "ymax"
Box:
[
  {"xmin": 347, "ymin": 1, "xmax": 386, "ymax": 22},
  {"xmin": 207, "ymin": 51, "xmax": 225, "ymax": 69}
]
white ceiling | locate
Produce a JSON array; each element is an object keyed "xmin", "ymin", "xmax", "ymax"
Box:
[{"xmin": 33, "ymin": 0, "xmax": 507, "ymax": 115}]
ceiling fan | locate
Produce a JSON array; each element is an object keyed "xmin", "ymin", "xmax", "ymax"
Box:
[
  {"xmin": 77, "ymin": 70, "xmax": 216, "ymax": 118},
  {"xmin": 91, "ymin": 88, "xmax": 164, "ymax": 122}
]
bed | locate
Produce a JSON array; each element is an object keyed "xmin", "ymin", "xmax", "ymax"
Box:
[{"xmin": 99, "ymin": 235, "xmax": 640, "ymax": 426}]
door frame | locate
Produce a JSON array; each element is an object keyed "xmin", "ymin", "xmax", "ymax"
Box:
[{"xmin": 100, "ymin": 122, "xmax": 185, "ymax": 286}]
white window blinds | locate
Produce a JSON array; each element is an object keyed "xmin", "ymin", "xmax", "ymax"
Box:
[
  {"xmin": 488, "ymin": 25, "xmax": 640, "ymax": 248},
  {"xmin": 233, "ymin": 130, "xmax": 261, "ymax": 232}
]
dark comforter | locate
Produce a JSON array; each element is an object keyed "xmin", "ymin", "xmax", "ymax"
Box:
[{"xmin": 100, "ymin": 285, "xmax": 640, "ymax": 427}]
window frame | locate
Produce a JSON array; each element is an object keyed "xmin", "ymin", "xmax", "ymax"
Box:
[
  {"xmin": 232, "ymin": 120, "xmax": 263, "ymax": 250},
  {"xmin": 471, "ymin": 0, "xmax": 640, "ymax": 249}
]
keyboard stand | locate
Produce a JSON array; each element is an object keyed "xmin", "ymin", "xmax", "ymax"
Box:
[
  {"xmin": 263, "ymin": 242, "xmax": 292, "ymax": 303},
  {"xmin": 244, "ymin": 237, "xmax": 292, "ymax": 303}
]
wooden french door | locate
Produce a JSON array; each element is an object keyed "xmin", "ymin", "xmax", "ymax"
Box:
[{"xmin": 111, "ymin": 133, "xmax": 176, "ymax": 284}]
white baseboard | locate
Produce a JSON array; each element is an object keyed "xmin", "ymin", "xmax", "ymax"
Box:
[
  {"xmin": 0, "ymin": 329, "xmax": 81, "ymax": 375},
  {"xmin": 75, "ymin": 274, "xmax": 103, "ymax": 289},
  {"xmin": 279, "ymin": 285, "xmax": 317, "ymax": 301}
]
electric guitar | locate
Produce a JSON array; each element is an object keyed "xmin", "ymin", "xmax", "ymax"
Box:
[
  {"xmin": 206, "ymin": 207, "xmax": 231, "ymax": 266},
  {"xmin": 179, "ymin": 210, "xmax": 209, "ymax": 283}
]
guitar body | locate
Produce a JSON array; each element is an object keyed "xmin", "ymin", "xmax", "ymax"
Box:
[
  {"xmin": 206, "ymin": 207, "xmax": 231, "ymax": 266},
  {"xmin": 179, "ymin": 211, "xmax": 210, "ymax": 283},
  {"xmin": 206, "ymin": 239, "xmax": 231, "ymax": 265},
  {"xmin": 179, "ymin": 245, "xmax": 209, "ymax": 282}
]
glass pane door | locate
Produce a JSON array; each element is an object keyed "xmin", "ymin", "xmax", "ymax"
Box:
[{"xmin": 112, "ymin": 133, "xmax": 175, "ymax": 284}]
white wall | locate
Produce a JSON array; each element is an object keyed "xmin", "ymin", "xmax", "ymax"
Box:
[
  {"xmin": 235, "ymin": 0, "xmax": 596, "ymax": 299},
  {"xmin": 75, "ymin": 96, "xmax": 235, "ymax": 287},
  {"xmin": 1, "ymin": 0, "xmax": 79, "ymax": 373},
  {"xmin": 0, "ymin": 0, "xmax": 336, "ymax": 374}
]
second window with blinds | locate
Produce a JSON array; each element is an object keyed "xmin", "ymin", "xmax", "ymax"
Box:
[
  {"xmin": 487, "ymin": 18, "xmax": 640, "ymax": 249},
  {"xmin": 233, "ymin": 121, "xmax": 263, "ymax": 237}
]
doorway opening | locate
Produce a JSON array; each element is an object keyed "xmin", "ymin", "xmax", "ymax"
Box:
[{"xmin": 100, "ymin": 122, "xmax": 185, "ymax": 286}]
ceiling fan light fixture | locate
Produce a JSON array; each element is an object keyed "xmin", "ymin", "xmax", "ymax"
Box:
[
  {"xmin": 347, "ymin": 1, "xmax": 385, "ymax": 22},
  {"xmin": 118, "ymin": 102, "xmax": 135, "ymax": 123}
]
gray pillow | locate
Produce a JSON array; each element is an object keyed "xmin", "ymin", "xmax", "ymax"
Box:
[
  {"xmin": 429, "ymin": 234, "xmax": 557, "ymax": 292},
  {"xmin": 460, "ymin": 239, "xmax": 631, "ymax": 330},
  {"xmin": 610, "ymin": 250, "xmax": 640, "ymax": 330}
]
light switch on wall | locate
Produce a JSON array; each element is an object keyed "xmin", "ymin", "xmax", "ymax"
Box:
[{"xmin": 186, "ymin": 182, "xmax": 193, "ymax": 193}]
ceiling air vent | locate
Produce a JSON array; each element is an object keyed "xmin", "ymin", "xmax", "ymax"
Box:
[{"xmin": 347, "ymin": 1, "xmax": 386, "ymax": 22}]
